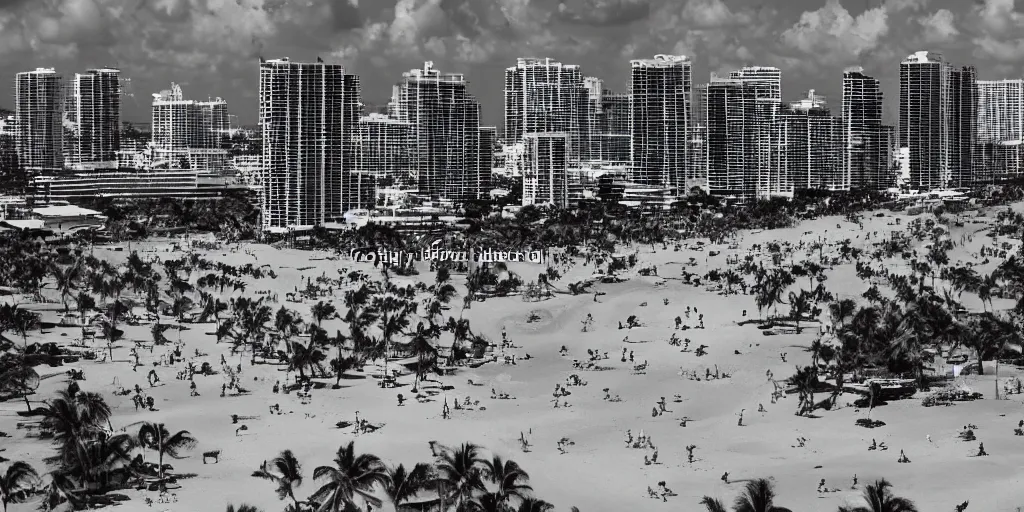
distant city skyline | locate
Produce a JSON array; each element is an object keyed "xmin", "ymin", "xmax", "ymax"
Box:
[{"xmin": 0, "ymin": 0, "xmax": 1016, "ymax": 127}]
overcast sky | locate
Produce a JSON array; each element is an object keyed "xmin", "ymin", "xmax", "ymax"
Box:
[{"xmin": 0, "ymin": 0, "xmax": 1018, "ymax": 127}]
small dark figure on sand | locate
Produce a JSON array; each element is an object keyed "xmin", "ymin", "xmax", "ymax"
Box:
[{"xmin": 721, "ymin": 472, "xmax": 729, "ymax": 484}]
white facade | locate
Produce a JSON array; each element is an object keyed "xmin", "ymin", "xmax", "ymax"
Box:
[
  {"xmin": 977, "ymin": 79, "xmax": 1024, "ymax": 142},
  {"xmin": 15, "ymin": 68, "xmax": 64, "ymax": 171},
  {"xmin": 522, "ymin": 132, "xmax": 569, "ymax": 208}
]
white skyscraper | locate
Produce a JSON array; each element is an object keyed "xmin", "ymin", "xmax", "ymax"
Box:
[
  {"xmin": 977, "ymin": 79, "xmax": 1024, "ymax": 142},
  {"xmin": 729, "ymin": 66, "xmax": 782, "ymax": 198},
  {"xmin": 504, "ymin": 58, "xmax": 585, "ymax": 160},
  {"xmin": 629, "ymin": 55, "xmax": 692, "ymax": 193},
  {"xmin": 522, "ymin": 132, "xmax": 569, "ymax": 208},
  {"xmin": 259, "ymin": 57, "xmax": 363, "ymax": 231},
  {"xmin": 65, "ymin": 68, "xmax": 121, "ymax": 170},
  {"xmin": 15, "ymin": 68, "xmax": 64, "ymax": 172}
]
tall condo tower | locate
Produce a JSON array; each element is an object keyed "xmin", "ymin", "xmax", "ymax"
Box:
[
  {"xmin": 899, "ymin": 51, "xmax": 952, "ymax": 190},
  {"xmin": 949, "ymin": 66, "xmax": 977, "ymax": 189},
  {"xmin": 65, "ymin": 68, "xmax": 120, "ymax": 169},
  {"xmin": 705, "ymin": 78, "xmax": 759, "ymax": 200},
  {"xmin": 393, "ymin": 61, "xmax": 482, "ymax": 202},
  {"xmin": 522, "ymin": 132, "xmax": 569, "ymax": 208},
  {"xmin": 357, "ymin": 113, "xmax": 412, "ymax": 182},
  {"xmin": 15, "ymin": 68, "xmax": 64, "ymax": 172},
  {"xmin": 977, "ymin": 79, "xmax": 1024, "ymax": 142},
  {"xmin": 728, "ymin": 66, "xmax": 782, "ymax": 100},
  {"xmin": 259, "ymin": 57, "xmax": 364, "ymax": 231},
  {"xmin": 729, "ymin": 66, "xmax": 782, "ymax": 197},
  {"xmin": 629, "ymin": 54, "xmax": 692, "ymax": 193},
  {"xmin": 771, "ymin": 90, "xmax": 843, "ymax": 194},
  {"xmin": 504, "ymin": 58, "xmax": 585, "ymax": 160},
  {"xmin": 151, "ymin": 84, "xmax": 230, "ymax": 170},
  {"xmin": 975, "ymin": 79, "xmax": 1024, "ymax": 183},
  {"xmin": 842, "ymin": 67, "xmax": 889, "ymax": 190}
]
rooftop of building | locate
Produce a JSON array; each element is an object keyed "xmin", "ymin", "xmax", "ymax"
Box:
[
  {"xmin": 32, "ymin": 205, "xmax": 104, "ymax": 218},
  {"xmin": 630, "ymin": 55, "xmax": 690, "ymax": 66},
  {"xmin": 902, "ymin": 50, "xmax": 945, "ymax": 64},
  {"xmin": 509, "ymin": 57, "xmax": 581, "ymax": 69}
]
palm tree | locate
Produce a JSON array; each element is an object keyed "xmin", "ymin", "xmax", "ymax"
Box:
[
  {"xmin": 375, "ymin": 297, "xmax": 411, "ymax": 377},
  {"xmin": 700, "ymin": 496, "xmax": 727, "ymax": 512},
  {"xmin": 829, "ymin": 298, "xmax": 857, "ymax": 330},
  {"xmin": 0, "ymin": 357, "xmax": 39, "ymax": 412},
  {"xmin": 384, "ymin": 463, "xmax": 431, "ymax": 511},
  {"xmin": 0, "ymin": 461, "xmax": 39, "ymax": 512},
  {"xmin": 311, "ymin": 301, "xmax": 338, "ymax": 328},
  {"xmin": 50, "ymin": 260, "xmax": 83, "ymax": 314},
  {"xmin": 482, "ymin": 455, "xmax": 531, "ymax": 504},
  {"xmin": 252, "ymin": 449, "xmax": 305, "ymax": 510},
  {"xmin": 788, "ymin": 290, "xmax": 812, "ymax": 333},
  {"xmin": 788, "ymin": 365, "xmax": 818, "ymax": 416},
  {"xmin": 289, "ymin": 337, "xmax": 327, "ymax": 381},
  {"xmin": 513, "ymin": 497, "xmax": 554, "ymax": 512},
  {"xmin": 310, "ymin": 441, "xmax": 390, "ymax": 512},
  {"xmin": 432, "ymin": 442, "xmax": 487, "ymax": 512},
  {"xmin": 465, "ymin": 492, "xmax": 506, "ymax": 512},
  {"xmin": 275, "ymin": 306, "xmax": 303, "ymax": 354},
  {"xmin": 407, "ymin": 325, "xmax": 439, "ymax": 391},
  {"xmin": 733, "ymin": 478, "xmax": 789, "ymax": 512},
  {"xmin": 8, "ymin": 305, "xmax": 40, "ymax": 349},
  {"xmin": 226, "ymin": 505, "xmax": 263, "ymax": 512},
  {"xmin": 838, "ymin": 479, "xmax": 918, "ymax": 512},
  {"xmin": 137, "ymin": 422, "xmax": 197, "ymax": 486},
  {"xmin": 977, "ymin": 272, "xmax": 997, "ymax": 312},
  {"xmin": 41, "ymin": 389, "xmax": 113, "ymax": 469}
]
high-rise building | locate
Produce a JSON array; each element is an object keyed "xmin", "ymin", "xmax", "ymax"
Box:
[
  {"xmin": 151, "ymin": 84, "xmax": 193, "ymax": 166},
  {"xmin": 357, "ymin": 113, "xmax": 412, "ymax": 183},
  {"xmin": 705, "ymin": 79, "xmax": 759, "ymax": 200},
  {"xmin": 522, "ymin": 132, "xmax": 569, "ymax": 207},
  {"xmin": 771, "ymin": 91, "xmax": 843, "ymax": 194},
  {"xmin": 393, "ymin": 61, "xmax": 482, "ymax": 202},
  {"xmin": 629, "ymin": 54, "xmax": 692, "ymax": 193},
  {"xmin": 842, "ymin": 67, "xmax": 889, "ymax": 190},
  {"xmin": 949, "ymin": 66, "xmax": 977, "ymax": 189},
  {"xmin": 150, "ymin": 84, "xmax": 229, "ymax": 170},
  {"xmin": 477, "ymin": 126, "xmax": 497, "ymax": 197},
  {"xmin": 977, "ymin": 79, "xmax": 1024, "ymax": 143},
  {"xmin": 65, "ymin": 68, "xmax": 120, "ymax": 169},
  {"xmin": 259, "ymin": 57, "xmax": 364, "ymax": 231},
  {"xmin": 899, "ymin": 51, "xmax": 952, "ymax": 190},
  {"xmin": 15, "ymin": 68, "xmax": 64, "ymax": 172},
  {"xmin": 728, "ymin": 66, "xmax": 782, "ymax": 100},
  {"xmin": 729, "ymin": 66, "xmax": 782, "ymax": 198},
  {"xmin": 598, "ymin": 91, "xmax": 631, "ymax": 163},
  {"xmin": 504, "ymin": 58, "xmax": 585, "ymax": 160}
]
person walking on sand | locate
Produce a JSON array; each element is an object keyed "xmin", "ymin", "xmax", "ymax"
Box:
[{"xmin": 737, "ymin": 409, "xmax": 745, "ymax": 427}]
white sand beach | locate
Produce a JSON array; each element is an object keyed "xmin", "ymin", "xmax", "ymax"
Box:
[{"xmin": 3, "ymin": 203, "xmax": 1024, "ymax": 512}]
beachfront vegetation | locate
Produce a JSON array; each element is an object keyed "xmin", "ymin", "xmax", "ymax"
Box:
[{"xmin": 2, "ymin": 186, "xmax": 1024, "ymax": 510}]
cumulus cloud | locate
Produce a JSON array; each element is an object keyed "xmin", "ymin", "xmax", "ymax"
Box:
[
  {"xmin": 555, "ymin": 0, "xmax": 650, "ymax": 25},
  {"xmin": 969, "ymin": 0, "xmax": 1024, "ymax": 62},
  {"xmin": 780, "ymin": 0, "xmax": 890, "ymax": 66},
  {"xmin": 918, "ymin": 9, "xmax": 959, "ymax": 44}
]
